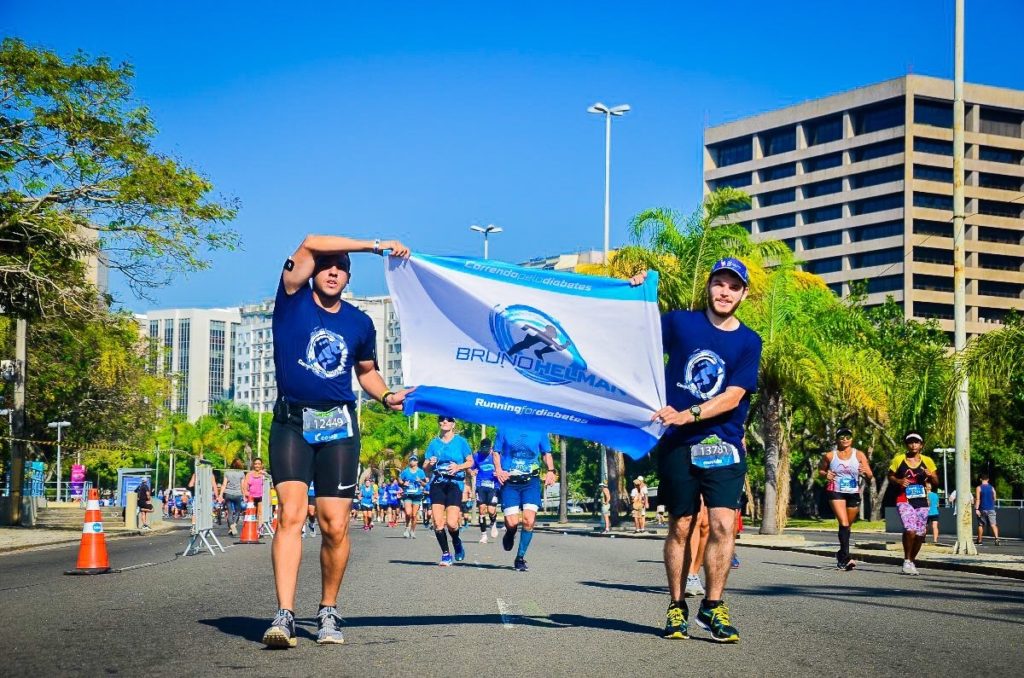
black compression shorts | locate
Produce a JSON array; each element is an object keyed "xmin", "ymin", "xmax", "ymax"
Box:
[
  {"xmin": 269, "ymin": 399, "xmax": 360, "ymax": 499},
  {"xmin": 826, "ymin": 491, "xmax": 861, "ymax": 508},
  {"xmin": 430, "ymin": 480, "xmax": 463, "ymax": 507},
  {"xmin": 656, "ymin": 435, "xmax": 746, "ymax": 517}
]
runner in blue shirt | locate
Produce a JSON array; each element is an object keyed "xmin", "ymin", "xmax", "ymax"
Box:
[
  {"xmin": 357, "ymin": 479, "xmax": 376, "ymax": 531},
  {"xmin": 399, "ymin": 455, "xmax": 427, "ymax": 539},
  {"xmin": 493, "ymin": 427, "xmax": 555, "ymax": 572},
  {"xmin": 424, "ymin": 416, "xmax": 474, "ymax": 566},
  {"xmin": 471, "ymin": 439, "xmax": 501, "ymax": 543},
  {"xmin": 303, "ymin": 482, "xmax": 318, "ymax": 538},
  {"xmin": 387, "ymin": 478, "xmax": 402, "ymax": 527}
]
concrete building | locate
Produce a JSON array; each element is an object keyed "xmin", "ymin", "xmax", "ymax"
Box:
[
  {"xmin": 704, "ymin": 75, "xmax": 1024, "ymax": 335},
  {"xmin": 232, "ymin": 293, "xmax": 405, "ymax": 413},
  {"xmin": 140, "ymin": 308, "xmax": 241, "ymax": 421},
  {"xmin": 520, "ymin": 249, "xmax": 611, "ymax": 272}
]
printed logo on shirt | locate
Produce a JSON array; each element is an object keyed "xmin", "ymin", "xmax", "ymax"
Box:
[
  {"xmin": 680, "ymin": 349, "xmax": 726, "ymax": 401},
  {"xmin": 298, "ymin": 327, "xmax": 349, "ymax": 379}
]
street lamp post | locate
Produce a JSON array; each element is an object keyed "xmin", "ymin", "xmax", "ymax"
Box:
[
  {"xmin": 255, "ymin": 346, "xmax": 265, "ymax": 461},
  {"xmin": 587, "ymin": 102, "xmax": 630, "ymax": 262},
  {"xmin": 934, "ymin": 447, "xmax": 956, "ymax": 499},
  {"xmin": 47, "ymin": 421, "xmax": 71, "ymax": 502},
  {"xmin": 469, "ymin": 224, "xmax": 503, "ymax": 260},
  {"xmin": 0, "ymin": 407, "xmax": 12, "ymax": 494}
]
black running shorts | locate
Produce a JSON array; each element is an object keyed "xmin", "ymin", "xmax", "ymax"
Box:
[
  {"xmin": 826, "ymin": 491, "xmax": 861, "ymax": 508},
  {"xmin": 475, "ymin": 486, "xmax": 498, "ymax": 506},
  {"xmin": 429, "ymin": 480, "xmax": 463, "ymax": 507},
  {"xmin": 656, "ymin": 435, "xmax": 746, "ymax": 517},
  {"xmin": 269, "ymin": 399, "xmax": 360, "ymax": 499}
]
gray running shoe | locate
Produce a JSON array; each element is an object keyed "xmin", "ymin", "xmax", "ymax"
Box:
[
  {"xmin": 684, "ymin": 574, "xmax": 705, "ymax": 598},
  {"xmin": 316, "ymin": 606, "xmax": 345, "ymax": 644},
  {"xmin": 262, "ymin": 609, "xmax": 296, "ymax": 648}
]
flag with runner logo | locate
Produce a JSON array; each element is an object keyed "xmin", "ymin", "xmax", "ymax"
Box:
[{"xmin": 384, "ymin": 255, "xmax": 666, "ymax": 459}]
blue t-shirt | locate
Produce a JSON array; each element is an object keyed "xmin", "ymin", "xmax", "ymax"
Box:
[
  {"xmin": 388, "ymin": 481, "xmax": 401, "ymax": 502},
  {"xmin": 927, "ymin": 491, "xmax": 940, "ymax": 516},
  {"xmin": 661, "ymin": 310, "xmax": 762, "ymax": 454},
  {"xmin": 494, "ymin": 428, "xmax": 551, "ymax": 475},
  {"xmin": 426, "ymin": 435, "xmax": 472, "ymax": 481},
  {"xmin": 358, "ymin": 483, "xmax": 374, "ymax": 505},
  {"xmin": 400, "ymin": 468, "xmax": 427, "ymax": 496},
  {"xmin": 272, "ymin": 277, "xmax": 377, "ymax": 403},
  {"xmin": 473, "ymin": 450, "xmax": 498, "ymax": 487},
  {"xmin": 978, "ymin": 483, "xmax": 995, "ymax": 511}
]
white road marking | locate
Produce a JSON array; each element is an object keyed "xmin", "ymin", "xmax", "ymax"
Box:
[{"xmin": 120, "ymin": 562, "xmax": 156, "ymax": 571}]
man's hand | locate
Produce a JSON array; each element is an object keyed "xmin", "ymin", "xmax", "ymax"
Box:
[
  {"xmin": 651, "ymin": 406, "xmax": 694, "ymax": 427},
  {"xmin": 385, "ymin": 386, "xmax": 416, "ymax": 411},
  {"xmin": 544, "ymin": 470, "xmax": 556, "ymax": 487},
  {"xmin": 382, "ymin": 240, "xmax": 410, "ymax": 257},
  {"xmin": 628, "ymin": 271, "xmax": 648, "ymax": 286},
  {"xmin": 495, "ymin": 469, "xmax": 510, "ymax": 484}
]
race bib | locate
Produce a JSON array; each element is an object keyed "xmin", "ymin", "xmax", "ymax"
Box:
[
  {"xmin": 837, "ymin": 477, "xmax": 858, "ymax": 493},
  {"xmin": 479, "ymin": 480, "xmax": 495, "ymax": 489},
  {"xmin": 302, "ymin": 406, "xmax": 352, "ymax": 444},
  {"xmin": 905, "ymin": 484, "xmax": 926, "ymax": 499},
  {"xmin": 690, "ymin": 437, "xmax": 740, "ymax": 469}
]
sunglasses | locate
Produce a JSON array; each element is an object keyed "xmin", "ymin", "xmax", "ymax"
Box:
[
  {"xmin": 837, "ymin": 434, "xmax": 852, "ymax": 440},
  {"xmin": 439, "ymin": 417, "xmax": 455, "ymax": 423}
]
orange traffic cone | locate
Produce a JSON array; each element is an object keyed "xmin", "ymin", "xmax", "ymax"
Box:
[
  {"xmin": 65, "ymin": 488, "xmax": 114, "ymax": 575},
  {"xmin": 237, "ymin": 501, "xmax": 262, "ymax": 544}
]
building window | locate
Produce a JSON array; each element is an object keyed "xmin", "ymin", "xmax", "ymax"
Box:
[
  {"xmin": 852, "ymin": 139, "xmax": 903, "ymax": 162},
  {"xmin": 913, "ymin": 165, "xmax": 953, "ymax": 183},
  {"xmin": 852, "ymin": 193, "xmax": 903, "ymax": 215},
  {"xmin": 913, "ymin": 220, "xmax": 953, "ymax": 237},
  {"xmin": 914, "ymin": 99, "xmax": 953, "ymax": 128},
  {"xmin": 760, "ymin": 213, "xmax": 796, "ymax": 232},
  {"xmin": 177, "ymin": 318, "xmax": 191, "ymax": 412},
  {"xmin": 163, "ymin": 323, "xmax": 174, "ymax": 374},
  {"xmin": 913, "ymin": 137, "xmax": 953, "ymax": 156},
  {"xmin": 209, "ymin": 320, "xmax": 225, "ymax": 404},
  {"xmin": 978, "ymin": 226, "xmax": 1021, "ymax": 245},
  {"xmin": 739, "ymin": 221, "xmax": 752, "ymax": 234},
  {"xmin": 760, "ymin": 188, "xmax": 795, "ymax": 207},
  {"xmin": 866, "ymin": 275, "xmax": 903, "ymax": 293},
  {"xmin": 712, "ymin": 137, "xmax": 753, "ymax": 167},
  {"xmin": 759, "ymin": 163, "xmax": 796, "ymax": 182},
  {"xmin": 978, "ymin": 146, "xmax": 1023, "ymax": 164},
  {"xmin": 914, "ymin": 247, "xmax": 953, "ymax": 265},
  {"xmin": 804, "ymin": 257, "xmax": 843, "ymax": 275},
  {"xmin": 850, "ymin": 221, "xmax": 903, "ymax": 242},
  {"xmin": 913, "ymin": 193, "xmax": 953, "ymax": 211},
  {"xmin": 804, "ymin": 115, "xmax": 843, "ymax": 146},
  {"xmin": 804, "ymin": 178, "xmax": 843, "ymax": 198},
  {"xmin": 782, "ymin": 238, "xmax": 797, "ymax": 251},
  {"xmin": 827, "ymin": 282, "xmax": 843, "ymax": 295},
  {"xmin": 913, "ymin": 274, "xmax": 954, "ymax": 292},
  {"xmin": 710, "ymin": 173, "xmax": 751, "ymax": 190},
  {"xmin": 978, "ymin": 280, "xmax": 1023, "ymax": 298},
  {"xmin": 148, "ymin": 320, "xmax": 159, "ymax": 372},
  {"xmin": 804, "ymin": 231, "xmax": 843, "ymax": 249},
  {"xmin": 979, "ymin": 253, "xmax": 1022, "ymax": 271},
  {"xmin": 804, "ymin": 204, "xmax": 842, "ymax": 224},
  {"xmin": 851, "ymin": 248, "xmax": 903, "ymax": 269},
  {"xmin": 978, "ymin": 308, "xmax": 1009, "ymax": 324},
  {"xmin": 853, "ymin": 99, "xmax": 904, "ymax": 135},
  {"xmin": 978, "ymin": 199, "xmax": 1023, "ymax": 219},
  {"xmin": 915, "ymin": 302, "xmax": 954, "ymax": 320},
  {"xmin": 761, "ymin": 126, "xmax": 796, "ymax": 156},
  {"xmin": 979, "ymin": 107, "xmax": 1024, "ymax": 138},
  {"xmin": 978, "ymin": 172, "xmax": 1023, "ymax": 191},
  {"xmin": 851, "ymin": 166, "xmax": 903, "ymax": 189},
  {"xmin": 804, "ymin": 152, "xmax": 843, "ymax": 173}
]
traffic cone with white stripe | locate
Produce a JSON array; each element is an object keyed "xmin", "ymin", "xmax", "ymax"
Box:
[
  {"xmin": 65, "ymin": 488, "xmax": 114, "ymax": 575},
  {"xmin": 237, "ymin": 501, "xmax": 262, "ymax": 544}
]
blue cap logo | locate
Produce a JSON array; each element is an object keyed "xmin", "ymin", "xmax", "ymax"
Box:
[{"xmin": 709, "ymin": 258, "xmax": 749, "ymax": 286}]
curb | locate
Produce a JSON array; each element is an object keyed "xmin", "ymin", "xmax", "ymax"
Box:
[
  {"xmin": 533, "ymin": 526, "xmax": 1024, "ymax": 580},
  {"xmin": 0, "ymin": 523, "xmax": 188, "ymax": 555}
]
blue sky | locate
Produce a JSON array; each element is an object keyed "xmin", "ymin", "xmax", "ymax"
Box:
[{"xmin": 6, "ymin": 1, "xmax": 1023, "ymax": 311}]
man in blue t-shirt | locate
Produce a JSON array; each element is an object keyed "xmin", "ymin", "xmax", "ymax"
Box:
[
  {"xmin": 471, "ymin": 439, "xmax": 501, "ymax": 543},
  {"xmin": 399, "ymin": 455, "xmax": 427, "ymax": 539},
  {"xmin": 261, "ymin": 234, "xmax": 414, "ymax": 650},
  {"xmin": 638, "ymin": 257, "xmax": 762, "ymax": 644},
  {"xmin": 493, "ymin": 427, "xmax": 555, "ymax": 572}
]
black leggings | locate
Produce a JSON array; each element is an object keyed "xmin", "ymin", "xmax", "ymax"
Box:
[{"xmin": 269, "ymin": 401, "xmax": 360, "ymax": 499}]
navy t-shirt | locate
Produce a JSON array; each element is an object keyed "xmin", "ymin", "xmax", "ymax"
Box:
[
  {"xmin": 661, "ymin": 310, "xmax": 762, "ymax": 454},
  {"xmin": 272, "ymin": 277, "xmax": 377, "ymax": 403}
]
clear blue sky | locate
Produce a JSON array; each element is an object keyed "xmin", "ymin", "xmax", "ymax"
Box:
[{"xmin": 6, "ymin": 1, "xmax": 1022, "ymax": 311}]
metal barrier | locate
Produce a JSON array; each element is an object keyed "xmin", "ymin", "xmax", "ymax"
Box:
[
  {"xmin": 259, "ymin": 474, "xmax": 275, "ymax": 537},
  {"xmin": 183, "ymin": 462, "xmax": 225, "ymax": 556}
]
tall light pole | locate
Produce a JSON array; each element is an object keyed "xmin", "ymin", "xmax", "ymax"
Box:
[
  {"xmin": 47, "ymin": 421, "xmax": 71, "ymax": 502},
  {"xmin": 469, "ymin": 224, "xmax": 502, "ymax": 260},
  {"xmin": 0, "ymin": 407, "xmax": 11, "ymax": 495},
  {"xmin": 255, "ymin": 345, "xmax": 265, "ymax": 461},
  {"xmin": 933, "ymin": 447, "xmax": 955, "ymax": 499},
  {"xmin": 951, "ymin": 0, "xmax": 975, "ymax": 556},
  {"xmin": 587, "ymin": 102, "xmax": 630, "ymax": 262}
]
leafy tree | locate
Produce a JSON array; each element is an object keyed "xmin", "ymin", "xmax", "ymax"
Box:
[{"xmin": 0, "ymin": 37, "xmax": 238, "ymax": 318}]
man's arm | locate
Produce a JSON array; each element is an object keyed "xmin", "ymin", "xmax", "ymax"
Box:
[
  {"xmin": 355, "ymin": 361, "xmax": 414, "ymax": 411},
  {"xmin": 652, "ymin": 385, "xmax": 748, "ymax": 427},
  {"xmin": 282, "ymin": 235, "xmax": 410, "ymax": 295}
]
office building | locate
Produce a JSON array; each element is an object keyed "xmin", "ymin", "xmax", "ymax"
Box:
[
  {"xmin": 140, "ymin": 308, "xmax": 241, "ymax": 421},
  {"xmin": 704, "ymin": 75, "xmax": 1024, "ymax": 334}
]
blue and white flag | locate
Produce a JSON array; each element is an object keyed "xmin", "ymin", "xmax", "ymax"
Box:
[{"xmin": 384, "ymin": 255, "xmax": 667, "ymax": 459}]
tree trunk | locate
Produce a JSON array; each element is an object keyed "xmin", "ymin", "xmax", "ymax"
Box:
[
  {"xmin": 759, "ymin": 388, "xmax": 784, "ymax": 535},
  {"xmin": 800, "ymin": 455, "xmax": 819, "ymax": 518},
  {"xmin": 744, "ymin": 475, "xmax": 756, "ymax": 520},
  {"xmin": 607, "ymin": 447, "xmax": 622, "ymax": 527},
  {"xmin": 776, "ymin": 437, "xmax": 792, "ymax": 530}
]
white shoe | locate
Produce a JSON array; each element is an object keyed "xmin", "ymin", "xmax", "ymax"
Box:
[
  {"xmin": 907, "ymin": 561, "xmax": 919, "ymax": 575},
  {"xmin": 902, "ymin": 560, "xmax": 914, "ymax": 575},
  {"xmin": 410, "ymin": 531, "xmax": 417, "ymax": 539},
  {"xmin": 490, "ymin": 524, "xmax": 498, "ymax": 539},
  {"xmin": 684, "ymin": 574, "xmax": 705, "ymax": 598},
  {"xmin": 403, "ymin": 528, "xmax": 410, "ymax": 539},
  {"xmin": 479, "ymin": 534, "xmax": 488, "ymax": 544}
]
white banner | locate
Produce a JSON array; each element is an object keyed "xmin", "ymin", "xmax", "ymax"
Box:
[{"xmin": 384, "ymin": 255, "xmax": 666, "ymax": 459}]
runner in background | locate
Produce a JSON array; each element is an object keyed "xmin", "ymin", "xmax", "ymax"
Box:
[
  {"xmin": 303, "ymin": 482, "xmax": 318, "ymax": 538},
  {"xmin": 388, "ymin": 477, "xmax": 402, "ymax": 528},
  {"xmin": 424, "ymin": 416, "xmax": 474, "ymax": 566},
  {"xmin": 888, "ymin": 431, "xmax": 939, "ymax": 575},
  {"xmin": 399, "ymin": 455, "xmax": 426, "ymax": 538},
  {"xmin": 358, "ymin": 478, "xmax": 376, "ymax": 531},
  {"xmin": 817, "ymin": 427, "xmax": 873, "ymax": 570},
  {"xmin": 471, "ymin": 439, "xmax": 500, "ymax": 543},
  {"xmin": 493, "ymin": 427, "xmax": 555, "ymax": 572}
]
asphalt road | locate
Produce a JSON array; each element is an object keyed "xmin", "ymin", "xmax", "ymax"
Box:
[{"xmin": 2, "ymin": 521, "xmax": 1022, "ymax": 677}]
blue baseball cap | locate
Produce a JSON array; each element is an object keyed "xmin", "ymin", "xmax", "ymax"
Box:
[{"xmin": 709, "ymin": 258, "xmax": 749, "ymax": 286}]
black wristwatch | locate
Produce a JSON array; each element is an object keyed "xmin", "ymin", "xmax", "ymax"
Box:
[{"xmin": 689, "ymin": 405, "xmax": 702, "ymax": 422}]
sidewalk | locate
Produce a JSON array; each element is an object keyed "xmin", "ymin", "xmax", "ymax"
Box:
[
  {"xmin": 535, "ymin": 522, "xmax": 1024, "ymax": 580},
  {"xmin": 0, "ymin": 519, "xmax": 182, "ymax": 555}
]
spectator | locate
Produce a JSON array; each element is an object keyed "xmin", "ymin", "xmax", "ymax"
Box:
[
  {"xmin": 598, "ymin": 483, "xmax": 611, "ymax": 533},
  {"xmin": 219, "ymin": 459, "xmax": 247, "ymax": 537},
  {"xmin": 136, "ymin": 478, "xmax": 153, "ymax": 530},
  {"xmin": 926, "ymin": 481, "xmax": 940, "ymax": 544},
  {"xmin": 974, "ymin": 474, "xmax": 1000, "ymax": 546},
  {"xmin": 631, "ymin": 476, "xmax": 649, "ymax": 533}
]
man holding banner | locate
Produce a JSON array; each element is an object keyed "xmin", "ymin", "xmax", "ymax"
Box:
[
  {"xmin": 646, "ymin": 258, "xmax": 762, "ymax": 644},
  {"xmin": 262, "ymin": 234, "xmax": 413, "ymax": 649}
]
